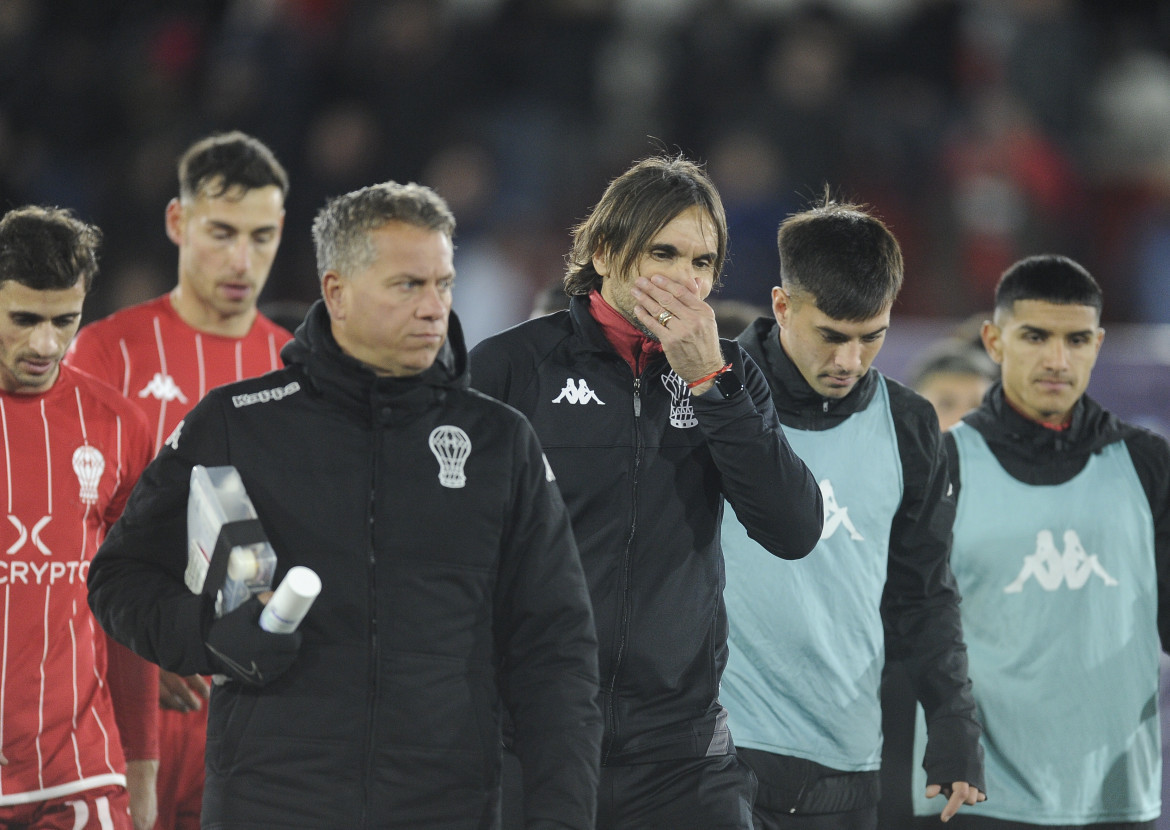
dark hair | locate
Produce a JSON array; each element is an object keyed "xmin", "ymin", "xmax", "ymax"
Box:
[
  {"xmin": 564, "ymin": 154, "xmax": 728, "ymax": 296},
  {"xmin": 0, "ymin": 205, "xmax": 101, "ymax": 292},
  {"xmin": 908, "ymin": 340, "xmax": 999, "ymax": 391},
  {"xmin": 994, "ymin": 254, "xmax": 1102, "ymax": 317},
  {"xmin": 312, "ymin": 181, "xmax": 455, "ymax": 280},
  {"xmin": 179, "ymin": 131, "xmax": 289, "ymax": 202},
  {"xmin": 777, "ymin": 194, "xmax": 903, "ymax": 321}
]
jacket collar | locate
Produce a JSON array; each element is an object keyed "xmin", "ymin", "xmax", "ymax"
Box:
[
  {"xmin": 962, "ymin": 382, "xmax": 1122, "ymax": 457},
  {"xmin": 568, "ymin": 294, "xmax": 667, "ymax": 370},
  {"xmin": 280, "ymin": 300, "xmax": 470, "ymax": 421}
]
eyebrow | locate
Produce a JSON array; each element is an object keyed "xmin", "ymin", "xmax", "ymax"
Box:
[
  {"xmin": 816, "ymin": 323, "xmax": 889, "ymax": 339},
  {"xmin": 206, "ymin": 219, "xmax": 279, "ymax": 234},
  {"xmin": 650, "ymin": 243, "xmax": 715, "ymax": 260},
  {"xmin": 1019, "ymin": 324, "xmax": 1095, "ymax": 338},
  {"xmin": 10, "ymin": 310, "xmax": 78, "ymax": 322}
]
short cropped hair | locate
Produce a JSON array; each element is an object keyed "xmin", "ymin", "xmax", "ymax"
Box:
[
  {"xmin": 178, "ymin": 131, "xmax": 289, "ymax": 202},
  {"xmin": 0, "ymin": 205, "xmax": 101, "ymax": 292},
  {"xmin": 777, "ymin": 194, "xmax": 903, "ymax": 321},
  {"xmin": 565, "ymin": 155, "xmax": 728, "ymax": 296},
  {"xmin": 311, "ymin": 181, "xmax": 456, "ymax": 280},
  {"xmin": 994, "ymin": 254, "xmax": 1103, "ymax": 317},
  {"xmin": 908, "ymin": 340, "xmax": 999, "ymax": 391}
]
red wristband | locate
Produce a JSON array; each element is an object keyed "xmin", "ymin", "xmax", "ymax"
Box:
[{"xmin": 687, "ymin": 363, "xmax": 733, "ymax": 390}]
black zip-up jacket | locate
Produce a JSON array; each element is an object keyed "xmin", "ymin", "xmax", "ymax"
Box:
[
  {"xmin": 737, "ymin": 318, "xmax": 984, "ymax": 812},
  {"xmin": 469, "ymin": 297, "xmax": 823, "ymax": 765},
  {"xmin": 88, "ymin": 302, "xmax": 603, "ymax": 829},
  {"xmin": 952, "ymin": 383, "xmax": 1170, "ymax": 649}
]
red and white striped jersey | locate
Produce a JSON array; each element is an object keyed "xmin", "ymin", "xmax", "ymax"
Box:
[
  {"xmin": 66, "ymin": 295, "xmax": 293, "ymax": 453},
  {"xmin": 0, "ymin": 364, "xmax": 153, "ymax": 806}
]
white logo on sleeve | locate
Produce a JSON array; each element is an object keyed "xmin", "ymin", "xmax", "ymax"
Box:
[
  {"xmin": 72, "ymin": 445, "xmax": 106, "ymax": 505},
  {"xmin": 164, "ymin": 420, "xmax": 183, "ymax": 451},
  {"xmin": 138, "ymin": 373, "xmax": 188, "ymax": 404},
  {"xmin": 1004, "ymin": 529, "xmax": 1118, "ymax": 593},
  {"xmin": 661, "ymin": 372, "xmax": 697, "ymax": 429},
  {"xmin": 819, "ymin": 479, "xmax": 864, "ymax": 541},
  {"xmin": 429, "ymin": 426, "xmax": 472, "ymax": 488},
  {"xmin": 542, "ymin": 453, "xmax": 556, "ymax": 482},
  {"xmin": 552, "ymin": 379, "xmax": 605, "ymax": 405}
]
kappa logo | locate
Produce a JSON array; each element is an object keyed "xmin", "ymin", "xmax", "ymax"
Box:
[
  {"xmin": 232, "ymin": 381, "xmax": 301, "ymax": 409},
  {"xmin": 819, "ymin": 479, "xmax": 864, "ymax": 542},
  {"xmin": 552, "ymin": 379, "xmax": 605, "ymax": 405},
  {"xmin": 138, "ymin": 372, "xmax": 188, "ymax": 404},
  {"xmin": 1004, "ymin": 529, "xmax": 1118, "ymax": 593},
  {"xmin": 6, "ymin": 515, "xmax": 52, "ymax": 556}
]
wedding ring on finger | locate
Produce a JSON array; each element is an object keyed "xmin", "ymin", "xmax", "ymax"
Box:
[{"xmin": 657, "ymin": 310, "xmax": 674, "ymax": 326}]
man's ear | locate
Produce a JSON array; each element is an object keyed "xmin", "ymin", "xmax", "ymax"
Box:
[
  {"xmin": 321, "ymin": 271, "xmax": 346, "ymax": 320},
  {"xmin": 164, "ymin": 198, "xmax": 184, "ymax": 246},
  {"xmin": 591, "ymin": 245, "xmax": 611, "ymax": 278},
  {"xmin": 981, "ymin": 319, "xmax": 1003, "ymax": 365},
  {"xmin": 771, "ymin": 286, "xmax": 792, "ymax": 326}
]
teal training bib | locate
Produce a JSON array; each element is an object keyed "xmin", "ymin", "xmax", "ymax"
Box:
[
  {"xmin": 722, "ymin": 375, "xmax": 903, "ymax": 770},
  {"xmin": 911, "ymin": 424, "xmax": 1160, "ymax": 823}
]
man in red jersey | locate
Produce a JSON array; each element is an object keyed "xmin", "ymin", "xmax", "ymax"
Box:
[
  {"xmin": 66, "ymin": 132, "xmax": 292, "ymax": 830},
  {"xmin": 0, "ymin": 205, "xmax": 156, "ymax": 829}
]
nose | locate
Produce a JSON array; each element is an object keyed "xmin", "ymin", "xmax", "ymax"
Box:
[
  {"xmin": 29, "ymin": 323, "xmax": 63, "ymax": 357},
  {"xmin": 1042, "ymin": 338, "xmax": 1070, "ymax": 370},
  {"xmin": 833, "ymin": 340, "xmax": 863, "ymax": 373},
  {"xmin": 230, "ymin": 239, "xmax": 253, "ymax": 273},
  {"xmin": 677, "ymin": 262, "xmax": 713, "ymax": 298},
  {"xmin": 416, "ymin": 282, "xmax": 450, "ymax": 320}
]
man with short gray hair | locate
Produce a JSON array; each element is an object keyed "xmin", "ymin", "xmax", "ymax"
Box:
[{"xmin": 89, "ymin": 181, "xmax": 603, "ymax": 828}]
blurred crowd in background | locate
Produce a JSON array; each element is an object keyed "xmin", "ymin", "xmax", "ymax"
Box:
[{"xmin": 2, "ymin": 0, "xmax": 1170, "ymax": 345}]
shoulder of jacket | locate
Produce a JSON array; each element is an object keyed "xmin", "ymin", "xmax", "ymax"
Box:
[
  {"xmin": 884, "ymin": 375, "xmax": 941, "ymax": 426},
  {"xmin": 459, "ymin": 386, "xmax": 531, "ymax": 424}
]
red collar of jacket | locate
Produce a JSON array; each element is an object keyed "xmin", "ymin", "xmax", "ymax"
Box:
[{"xmin": 586, "ymin": 289, "xmax": 663, "ymax": 375}]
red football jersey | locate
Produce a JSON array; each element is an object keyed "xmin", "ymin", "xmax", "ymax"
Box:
[
  {"xmin": 0, "ymin": 364, "xmax": 153, "ymax": 805},
  {"xmin": 66, "ymin": 295, "xmax": 293, "ymax": 452}
]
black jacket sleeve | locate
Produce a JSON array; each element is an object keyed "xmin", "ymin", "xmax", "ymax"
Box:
[
  {"xmin": 882, "ymin": 384, "xmax": 984, "ymax": 792},
  {"xmin": 691, "ymin": 344, "xmax": 823, "ymax": 560},
  {"xmin": 494, "ymin": 417, "xmax": 602, "ymax": 830},
  {"xmin": 1124, "ymin": 429, "xmax": 1170, "ymax": 654},
  {"xmin": 88, "ymin": 395, "xmax": 231, "ymax": 676}
]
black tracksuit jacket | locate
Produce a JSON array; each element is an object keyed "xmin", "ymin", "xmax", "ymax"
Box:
[
  {"xmin": 737, "ymin": 318, "xmax": 984, "ymax": 813},
  {"xmin": 88, "ymin": 303, "xmax": 603, "ymax": 829},
  {"xmin": 469, "ymin": 297, "xmax": 823, "ymax": 766}
]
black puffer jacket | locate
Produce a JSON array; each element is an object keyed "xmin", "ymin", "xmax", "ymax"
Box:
[
  {"xmin": 469, "ymin": 296, "xmax": 823, "ymax": 766},
  {"xmin": 89, "ymin": 302, "xmax": 602, "ymax": 829}
]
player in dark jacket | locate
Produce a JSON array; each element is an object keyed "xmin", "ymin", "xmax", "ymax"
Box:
[
  {"xmin": 471, "ymin": 155, "xmax": 824, "ymax": 829},
  {"xmin": 88, "ymin": 182, "xmax": 602, "ymax": 829}
]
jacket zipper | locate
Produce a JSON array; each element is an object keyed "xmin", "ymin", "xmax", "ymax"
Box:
[
  {"xmin": 361, "ymin": 427, "xmax": 380, "ymax": 828},
  {"xmin": 603, "ymin": 375, "xmax": 643, "ymax": 764}
]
